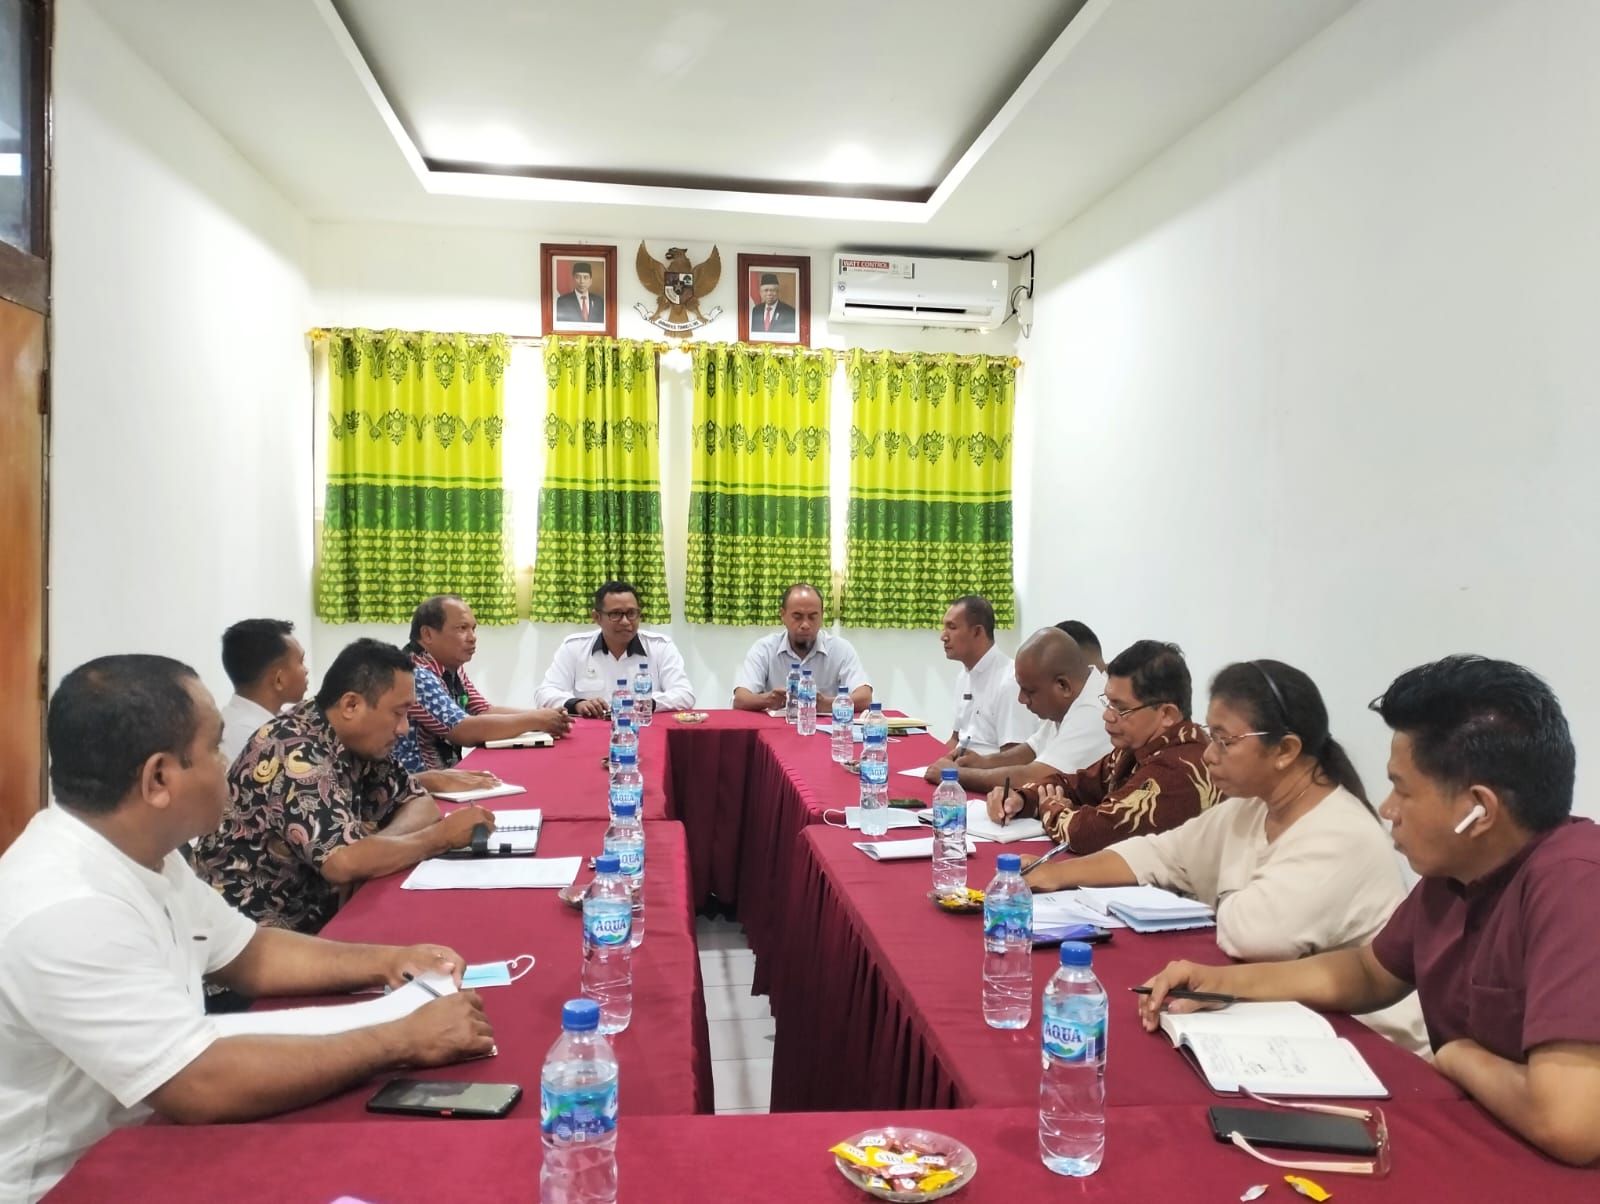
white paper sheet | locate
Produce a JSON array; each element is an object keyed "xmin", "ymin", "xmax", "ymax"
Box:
[
  {"xmin": 211, "ymin": 972, "xmax": 458, "ymax": 1038},
  {"xmin": 853, "ymin": 836, "xmax": 978, "ymax": 861},
  {"xmin": 402, "ymin": 856, "xmax": 582, "ymax": 890},
  {"xmin": 898, "ymin": 765, "xmax": 931, "ymax": 778},
  {"xmin": 431, "ymin": 782, "xmax": 528, "ymax": 803}
]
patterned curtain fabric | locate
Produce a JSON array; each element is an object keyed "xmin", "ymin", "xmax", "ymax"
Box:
[
  {"xmin": 530, "ymin": 338, "xmax": 670, "ymax": 624},
  {"xmin": 685, "ymin": 343, "xmax": 835, "ymax": 624},
  {"xmin": 316, "ymin": 329, "xmax": 517, "ymax": 624},
  {"xmin": 842, "ymin": 349, "xmax": 1019, "ymax": 629}
]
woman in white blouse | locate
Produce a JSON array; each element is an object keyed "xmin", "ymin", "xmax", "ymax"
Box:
[{"xmin": 1026, "ymin": 658, "xmax": 1427, "ymax": 1053}]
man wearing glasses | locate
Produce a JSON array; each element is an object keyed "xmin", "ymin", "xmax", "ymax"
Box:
[
  {"xmin": 986, "ymin": 640, "xmax": 1218, "ymax": 853},
  {"xmin": 1141, "ymin": 656, "xmax": 1600, "ymax": 1167},
  {"xmin": 535, "ymin": 581, "xmax": 695, "ymax": 716}
]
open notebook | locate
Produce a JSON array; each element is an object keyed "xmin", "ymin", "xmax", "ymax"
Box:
[
  {"xmin": 439, "ymin": 809, "xmax": 543, "ymax": 857},
  {"xmin": 914, "ymin": 801, "xmax": 1047, "ymax": 844},
  {"xmin": 1160, "ymin": 1002, "xmax": 1388, "ymax": 1098}
]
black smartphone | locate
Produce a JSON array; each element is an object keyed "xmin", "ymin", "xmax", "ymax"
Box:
[
  {"xmin": 367, "ymin": 1078, "xmax": 523, "ymax": 1119},
  {"xmin": 888, "ymin": 797, "xmax": 925, "ymax": 809},
  {"xmin": 1208, "ymin": 1106, "xmax": 1376, "ymax": 1156},
  {"xmin": 1032, "ymin": 925, "xmax": 1114, "ymax": 948}
]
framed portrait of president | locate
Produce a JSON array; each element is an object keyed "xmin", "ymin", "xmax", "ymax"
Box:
[
  {"xmin": 737, "ymin": 253, "xmax": 810, "ymax": 347},
  {"xmin": 542, "ymin": 243, "xmax": 617, "ymax": 337}
]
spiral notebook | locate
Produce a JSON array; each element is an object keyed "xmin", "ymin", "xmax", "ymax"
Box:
[{"xmin": 1160, "ymin": 1002, "xmax": 1388, "ymax": 1098}]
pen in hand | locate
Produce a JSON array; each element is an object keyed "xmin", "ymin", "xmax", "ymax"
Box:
[
  {"xmin": 1019, "ymin": 840, "xmax": 1071, "ymax": 876},
  {"xmin": 1000, "ymin": 776, "xmax": 1011, "ymax": 828},
  {"xmin": 403, "ymin": 971, "xmax": 445, "ymax": 1000},
  {"xmin": 1129, "ymin": 986, "xmax": 1239, "ymax": 1005}
]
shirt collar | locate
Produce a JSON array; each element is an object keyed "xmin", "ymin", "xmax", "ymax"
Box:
[
  {"xmin": 1131, "ymin": 720, "xmax": 1208, "ymax": 765},
  {"xmin": 591, "ymin": 631, "xmax": 647, "ymax": 658},
  {"xmin": 47, "ymin": 805, "xmax": 175, "ymax": 901},
  {"xmin": 969, "ymin": 643, "xmax": 1005, "ymax": 679},
  {"xmin": 1451, "ymin": 823, "xmax": 1562, "ymax": 900},
  {"xmin": 227, "ymin": 693, "xmax": 274, "ymax": 724},
  {"xmin": 297, "ymin": 699, "xmax": 356, "ymax": 768}
]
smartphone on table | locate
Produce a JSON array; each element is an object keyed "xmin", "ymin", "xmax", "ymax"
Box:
[{"xmin": 366, "ymin": 1078, "xmax": 523, "ymax": 1119}]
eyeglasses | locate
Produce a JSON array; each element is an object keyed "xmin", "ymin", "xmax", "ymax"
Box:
[
  {"xmin": 601, "ymin": 609, "xmax": 641, "ymax": 622},
  {"xmin": 1099, "ymin": 694, "xmax": 1153, "ymax": 719},
  {"xmin": 1222, "ymin": 1089, "xmax": 1391, "ymax": 1177},
  {"xmin": 1205, "ymin": 727, "xmax": 1270, "ymax": 751}
]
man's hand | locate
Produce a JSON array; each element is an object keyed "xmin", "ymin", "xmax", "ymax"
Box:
[
  {"xmin": 426, "ymin": 769, "xmax": 501, "ymax": 793},
  {"xmin": 1136, "ymin": 960, "xmax": 1236, "ymax": 1031},
  {"xmin": 760, "ymin": 687, "xmax": 788, "ymax": 711},
  {"xmin": 435, "ymin": 804, "xmax": 495, "ymax": 847},
  {"xmin": 383, "ymin": 943, "xmax": 468, "ymax": 988},
  {"xmin": 924, "ymin": 757, "xmax": 954, "ymax": 784},
  {"xmin": 392, "ymin": 992, "xmax": 497, "ymax": 1066},
  {"xmin": 528, "ymin": 708, "xmax": 574, "ymax": 736},
  {"xmin": 986, "ymin": 784, "xmax": 1025, "ymax": 824},
  {"xmin": 574, "ymin": 698, "xmax": 610, "ymax": 719}
]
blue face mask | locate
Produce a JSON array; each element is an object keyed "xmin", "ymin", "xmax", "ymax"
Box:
[{"xmin": 461, "ymin": 954, "xmax": 535, "ymax": 989}]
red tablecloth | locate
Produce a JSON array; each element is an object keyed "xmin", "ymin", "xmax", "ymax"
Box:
[
  {"xmin": 248, "ymin": 820, "xmax": 711, "ymax": 1120},
  {"xmin": 740, "ymin": 725, "xmax": 952, "ymax": 992},
  {"xmin": 48, "ymin": 1098, "xmax": 1592, "ymax": 1202},
  {"xmin": 658, "ymin": 709, "xmax": 771, "ymax": 905},
  {"xmin": 770, "ymin": 827, "xmax": 1461, "ymax": 1113},
  {"xmin": 456, "ymin": 715, "xmax": 671, "ymax": 820}
]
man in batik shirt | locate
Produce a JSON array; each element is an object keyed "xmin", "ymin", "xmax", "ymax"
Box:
[
  {"xmin": 192, "ymin": 639, "xmax": 491, "ymax": 934},
  {"xmin": 987, "ymin": 640, "xmax": 1219, "ymax": 853}
]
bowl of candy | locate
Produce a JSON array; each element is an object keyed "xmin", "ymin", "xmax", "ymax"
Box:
[
  {"xmin": 674, "ymin": 711, "xmax": 710, "ymax": 724},
  {"xmin": 843, "ymin": 759, "xmax": 862, "ymax": 775},
  {"xmin": 557, "ymin": 879, "xmax": 589, "ymax": 910},
  {"xmin": 927, "ymin": 887, "xmax": 985, "ymax": 915},
  {"xmin": 831, "ymin": 1128, "xmax": 977, "ymax": 1201}
]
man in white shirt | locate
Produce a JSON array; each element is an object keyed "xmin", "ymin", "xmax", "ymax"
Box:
[
  {"xmin": 534, "ymin": 580, "xmax": 695, "ymax": 716},
  {"xmin": 0, "ymin": 654, "xmax": 495, "ymax": 1203},
  {"xmin": 941, "ymin": 626, "xmax": 1110, "ymax": 793},
  {"xmin": 732, "ymin": 583, "xmax": 872, "ymax": 713},
  {"xmin": 924, "ymin": 595, "xmax": 1033, "ymax": 781},
  {"xmin": 218, "ymin": 618, "xmax": 309, "ymax": 764}
]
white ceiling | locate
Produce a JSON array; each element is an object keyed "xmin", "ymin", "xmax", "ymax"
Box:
[{"xmin": 85, "ymin": 0, "xmax": 1359, "ymax": 252}]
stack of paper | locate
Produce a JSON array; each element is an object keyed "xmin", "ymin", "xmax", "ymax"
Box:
[
  {"xmin": 853, "ymin": 836, "xmax": 978, "ymax": 861},
  {"xmin": 1075, "ymin": 885, "xmax": 1215, "ymax": 932},
  {"xmin": 1032, "ymin": 891, "xmax": 1126, "ymax": 932},
  {"xmin": 482, "ymin": 731, "xmax": 555, "ymax": 750},
  {"xmin": 431, "ymin": 782, "xmax": 528, "ymax": 803},
  {"xmin": 402, "ymin": 856, "xmax": 582, "ymax": 890}
]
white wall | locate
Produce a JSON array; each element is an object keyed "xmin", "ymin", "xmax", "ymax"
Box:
[
  {"xmin": 1019, "ymin": 0, "xmax": 1600, "ymax": 814},
  {"xmin": 308, "ymin": 226, "xmax": 1026, "ymax": 737},
  {"xmin": 50, "ymin": 0, "xmax": 312, "ymax": 701}
]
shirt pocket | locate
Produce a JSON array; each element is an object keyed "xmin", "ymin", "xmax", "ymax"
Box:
[{"xmin": 1465, "ymin": 981, "xmax": 1526, "ymax": 1061}]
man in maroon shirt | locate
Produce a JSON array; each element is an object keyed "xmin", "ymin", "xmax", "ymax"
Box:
[{"xmin": 1136, "ymin": 655, "xmax": 1600, "ymax": 1167}]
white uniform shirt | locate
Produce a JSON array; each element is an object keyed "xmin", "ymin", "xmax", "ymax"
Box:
[
  {"xmin": 952, "ymin": 644, "xmax": 1034, "ymax": 755},
  {"xmin": 219, "ymin": 693, "xmax": 275, "ymax": 766},
  {"xmin": 534, "ymin": 629, "xmax": 695, "ymax": 710},
  {"xmin": 0, "ymin": 807, "xmax": 256, "ymax": 1202},
  {"xmin": 735, "ymin": 629, "xmax": 870, "ymax": 700},
  {"xmin": 1025, "ymin": 667, "xmax": 1112, "ymax": 775}
]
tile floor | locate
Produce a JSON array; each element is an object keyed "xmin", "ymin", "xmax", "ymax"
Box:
[{"xmin": 697, "ymin": 913, "xmax": 773, "ymax": 1114}]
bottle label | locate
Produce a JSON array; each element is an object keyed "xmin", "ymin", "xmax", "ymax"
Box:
[
  {"xmin": 540, "ymin": 1081, "xmax": 618, "ymax": 1140},
  {"xmin": 609, "ymin": 784, "xmax": 643, "ymax": 811},
  {"xmin": 932, "ymin": 803, "xmax": 966, "ymax": 833},
  {"xmin": 983, "ymin": 903, "xmax": 1032, "ymax": 945},
  {"xmin": 583, "ymin": 904, "xmax": 632, "ymax": 947},
  {"xmin": 605, "ymin": 839, "xmax": 644, "ymax": 878},
  {"xmin": 861, "ymin": 762, "xmax": 889, "ymax": 787},
  {"xmin": 1042, "ymin": 1012, "xmax": 1106, "ymax": 1062}
]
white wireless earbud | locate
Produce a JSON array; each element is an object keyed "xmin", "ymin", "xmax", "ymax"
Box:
[{"xmin": 1453, "ymin": 804, "xmax": 1487, "ymax": 835}]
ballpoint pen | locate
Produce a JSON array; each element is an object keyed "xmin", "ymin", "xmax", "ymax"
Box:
[
  {"xmin": 1000, "ymin": 776, "xmax": 1010, "ymax": 828},
  {"xmin": 1019, "ymin": 840, "xmax": 1071, "ymax": 875},
  {"xmin": 403, "ymin": 971, "xmax": 444, "ymax": 999},
  {"xmin": 1129, "ymin": 986, "xmax": 1240, "ymax": 1005}
]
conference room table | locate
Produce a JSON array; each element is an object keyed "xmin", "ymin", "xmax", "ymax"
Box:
[
  {"xmin": 247, "ymin": 818, "xmax": 712, "ymax": 1121},
  {"xmin": 51, "ymin": 1098, "xmax": 1595, "ymax": 1201},
  {"xmin": 44, "ymin": 709, "xmax": 1590, "ymax": 1199}
]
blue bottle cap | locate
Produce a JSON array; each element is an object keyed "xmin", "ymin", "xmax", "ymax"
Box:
[
  {"xmin": 1061, "ymin": 941, "xmax": 1093, "ymax": 967},
  {"xmin": 997, "ymin": 853, "xmax": 1022, "ymax": 872},
  {"xmin": 562, "ymin": 998, "xmax": 601, "ymax": 1032},
  {"xmin": 940, "ymin": 768, "xmax": 959, "ymax": 781},
  {"xmin": 639, "ymin": 662, "xmax": 648, "ymax": 669},
  {"xmin": 595, "ymin": 854, "xmax": 621, "ymax": 874},
  {"xmin": 612, "ymin": 801, "xmax": 637, "ymax": 817},
  {"xmin": 869, "ymin": 702, "xmax": 883, "ymax": 712},
  {"xmin": 616, "ymin": 678, "xmax": 627, "ymax": 686},
  {"xmin": 802, "ymin": 668, "xmax": 812, "ymax": 676}
]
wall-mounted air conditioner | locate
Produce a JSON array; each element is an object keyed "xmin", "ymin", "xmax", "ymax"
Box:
[{"xmin": 830, "ymin": 253, "xmax": 1007, "ymax": 331}]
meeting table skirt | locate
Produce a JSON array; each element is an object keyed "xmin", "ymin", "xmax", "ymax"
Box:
[{"xmin": 48, "ymin": 1096, "xmax": 1594, "ymax": 1202}]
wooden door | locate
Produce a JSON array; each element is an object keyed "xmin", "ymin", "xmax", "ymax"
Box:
[{"xmin": 0, "ymin": 298, "xmax": 45, "ymax": 852}]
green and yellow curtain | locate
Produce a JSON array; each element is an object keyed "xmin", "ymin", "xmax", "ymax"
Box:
[
  {"xmin": 843, "ymin": 350, "xmax": 1019, "ymax": 628},
  {"xmin": 685, "ymin": 344, "xmax": 835, "ymax": 624},
  {"xmin": 530, "ymin": 338, "xmax": 670, "ymax": 623},
  {"xmin": 315, "ymin": 329, "xmax": 517, "ymax": 624}
]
